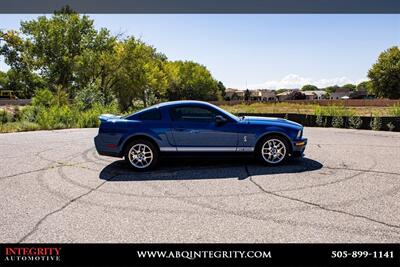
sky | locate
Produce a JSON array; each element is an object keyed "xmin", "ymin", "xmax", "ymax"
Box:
[{"xmin": 0, "ymin": 14, "xmax": 399, "ymax": 89}]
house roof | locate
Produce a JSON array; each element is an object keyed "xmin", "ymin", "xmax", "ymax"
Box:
[
  {"xmin": 276, "ymin": 91, "xmax": 292, "ymax": 96},
  {"xmin": 301, "ymin": 90, "xmax": 326, "ymax": 96},
  {"xmin": 303, "ymin": 91, "xmax": 316, "ymax": 96},
  {"xmin": 225, "ymin": 88, "xmax": 242, "ymax": 92},
  {"xmin": 312, "ymin": 91, "xmax": 327, "ymax": 96}
]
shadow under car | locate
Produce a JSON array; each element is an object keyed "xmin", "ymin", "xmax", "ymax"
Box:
[{"xmin": 99, "ymin": 156, "xmax": 323, "ymax": 182}]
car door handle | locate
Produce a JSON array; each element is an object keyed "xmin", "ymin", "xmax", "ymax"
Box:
[
  {"xmin": 189, "ymin": 130, "xmax": 200, "ymax": 134},
  {"xmin": 175, "ymin": 128, "xmax": 186, "ymax": 132}
]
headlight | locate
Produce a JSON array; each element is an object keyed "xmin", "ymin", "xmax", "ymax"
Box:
[{"xmin": 297, "ymin": 129, "xmax": 302, "ymax": 139}]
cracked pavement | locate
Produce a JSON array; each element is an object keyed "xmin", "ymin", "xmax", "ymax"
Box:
[{"xmin": 0, "ymin": 127, "xmax": 399, "ymax": 243}]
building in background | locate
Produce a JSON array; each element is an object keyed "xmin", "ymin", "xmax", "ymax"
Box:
[
  {"xmin": 249, "ymin": 89, "xmax": 277, "ymax": 101},
  {"xmin": 329, "ymin": 88, "xmax": 352, "ymax": 99},
  {"xmin": 224, "ymin": 88, "xmax": 245, "ymax": 100},
  {"xmin": 303, "ymin": 90, "xmax": 328, "ymax": 100}
]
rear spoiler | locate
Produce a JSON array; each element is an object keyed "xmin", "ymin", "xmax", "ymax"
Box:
[{"xmin": 98, "ymin": 114, "xmax": 122, "ymax": 122}]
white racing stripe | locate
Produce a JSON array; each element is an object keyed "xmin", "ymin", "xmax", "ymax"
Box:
[{"xmin": 159, "ymin": 147, "xmax": 254, "ymax": 152}]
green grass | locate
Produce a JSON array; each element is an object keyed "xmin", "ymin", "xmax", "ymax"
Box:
[
  {"xmin": 220, "ymin": 102, "xmax": 397, "ymax": 117},
  {"xmin": 389, "ymin": 104, "xmax": 400, "ymax": 116},
  {"xmin": 0, "ymin": 121, "xmax": 41, "ymax": 133}
]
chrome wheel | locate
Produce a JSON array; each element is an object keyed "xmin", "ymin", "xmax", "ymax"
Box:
[
  {"xmin": 261, "ymin": 138, "xmax": 287, "ymax": 164},
  {"xmin": 128, "ymin": 143, "xmax": 153, "ymax": 169}
]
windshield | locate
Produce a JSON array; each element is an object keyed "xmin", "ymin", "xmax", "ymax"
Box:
[{"xmin": 208, "ymin": 103, "xmax": 240, "ymax": 122}]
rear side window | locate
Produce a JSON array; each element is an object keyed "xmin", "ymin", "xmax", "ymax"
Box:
[
  {"xmin": 138, "ymin": 109, "xmax": 162, "ymax": 120},
  {"xmin": 170, "ymin": 106, "xmax": 216, "ymax": 122}
]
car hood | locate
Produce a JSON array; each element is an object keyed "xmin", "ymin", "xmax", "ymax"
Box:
[{"xmin": 241, "ymin": 116, "xmax": 302, "ymax": 129}]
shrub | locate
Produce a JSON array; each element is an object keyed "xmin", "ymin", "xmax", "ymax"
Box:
[
  {"xmin": 76, "ymin": 102, "xmax": 120, "ymax": 128},
  {"xmin": 370, "ymin": 117, "xmax": 382, "ymax": 131},
  {"xmin": 0, "ymin": 109, "xmax": 13, "ymax": 123},
  {"xmin": 387, "ymin": 122, "xmax": 395, "ymax": 131},
  {"xmin": 315, "ymin": 115, "xmax": 327, "ymax": 127},
  {"xmin": 20, "ymin": 106, "xmax": 39, "ymax": 122},
  {"xmin": 36, "ymin": 105, "xmax": 77, "ymax": 129},
  {"xmin": 331, "ymin": 116, "xmax": 344, "ymax": 128},
  {"xmin": 75, "ymin": 84, "xmax": 106, "ymax": 111},
  {"xmin": 0, "ymin": 121, "xmax": 40, "ymax": 133},
  {"xmin": 348, "ymin": 116, "xmax": 363, "ymax": 129},
  {"xmin": 314, "ymin": 105, "xmax": 354, "ymax": 117},
  {"xmin": 31, "ymin": 88, "xmax": 55, "ymax": 108}
]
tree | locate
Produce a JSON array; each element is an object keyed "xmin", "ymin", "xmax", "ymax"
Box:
[
  {"xmin": 368, "ymin": 46, "xmax": 400, "ymax": 99},
  {"xmin": 244, "ymin": 89, "xmax": 251, "ymax": 101},
  {"xmin": 1, "ymin": 12, "xmax": 116, "ymax": 98},
  {"xmin": 324, "ymin": 85, "xmax": 340, "ymax": 94},
  {"xmin": 0, "ymin": 71, "xmax": 7, "ymax": 88},
  {"xmin": 165, "ymin": 61, "xmax": 221, "ymax": 102},
  {"xmin": 342, "ymin": 84, "xmax": 356, "ymax": 91},
  {"xmin": 1, "ymin": 12, "xmax": 226, "ymax": 109},
  {"xmin": 356, "ymin": 81, "xmax": 373, "ymax": 94},
  {"xmin": 0, "ymin": 30, "xmax": 44, "ymax": 97},
  {"xmin": 288, "ymin": 91, "xmax": 306, "ymax": 100},
  {"xmin": 301, "ymin": 84, "xmax": 318, "ymax": 91},
  {"xmin": 5, "ymin": 69, "xmax": 45, "ymax": 98},
  {"xmin": 112, "ymin": 38, "xmax": 168, "ymax": 110},
  {"xmin": 217, "ymin": 81, "xmax": 226, "ymax": 98}
]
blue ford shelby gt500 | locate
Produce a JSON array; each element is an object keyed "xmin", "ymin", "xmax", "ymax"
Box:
[{"xmin": 95, "ymin": 100, "xmax": 307, "ymax": 171}]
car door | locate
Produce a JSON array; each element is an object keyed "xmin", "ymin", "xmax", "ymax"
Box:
[{"xmin": 169, "ymin": 105, "xmax": 238, "ymax": 151}]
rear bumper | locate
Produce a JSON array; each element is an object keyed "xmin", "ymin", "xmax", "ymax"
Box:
[{"xmin": 94, "ymin": 135, "xmax": 122, "ymax": 158}]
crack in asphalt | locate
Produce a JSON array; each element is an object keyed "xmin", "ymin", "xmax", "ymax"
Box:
[
  {"xmin": 273, "ymin": 154, "xmax": 379, "ymax": 193},
  {"xmin": 0, "ymin": 148, "xmax": 102, "ymax": 181},
  {"xmin": 245, "ymin": 165, "xmax": 400, "ymax": 231},
  {"xmin": 323, "ymin": 166, "xmax": 400, "ymax": 177},
  {"xmin": 0, "ymin": 166, "xmax": 60, "ymax": 180},
  {"xmin": 18, "ymin": 173, "xmax": 120, "ymax": 243},
  {"xmin": 0, "ymin": 161, "xmax": 99, "ymax": 180},
  {"xmin": 149, "ymin": 170, "xmax": 400, "ymax": 240}
]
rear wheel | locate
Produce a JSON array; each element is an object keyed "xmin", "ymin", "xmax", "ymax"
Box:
[
  {"xmin": 257, "ymin": 135, "xmax": 289, "ymax": 165},
  {"xmin": 124, "ymin": 139, "xmax": 158, "ymax": 171}
]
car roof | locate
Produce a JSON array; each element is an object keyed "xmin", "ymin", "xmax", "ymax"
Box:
[{"xmin": 156, "ymin": 100, "xmax": 214, "ymax": 108}]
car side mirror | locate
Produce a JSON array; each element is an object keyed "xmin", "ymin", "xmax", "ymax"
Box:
[{"xmin": 215, "ymin": 115, "xmax": 227, "ymax": 125}]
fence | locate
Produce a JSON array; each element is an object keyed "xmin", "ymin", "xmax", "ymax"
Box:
[
  {"xmin": 212, "ymin": 99, "xmax": 400, "ymax": 107},
  {"xmin": 236, "ymin": 113, "xmax": 400, "ymax": 132},
  {"xmin": 0, "ymin": 99, "xmax": 31, "ymax": 106}
]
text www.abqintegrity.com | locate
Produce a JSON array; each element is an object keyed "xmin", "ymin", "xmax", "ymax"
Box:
[{"xmin": 137, "ymin": 250, "xmax": 272, "ymax": 260}]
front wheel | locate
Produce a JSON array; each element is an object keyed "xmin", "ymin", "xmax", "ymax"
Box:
[
  {"xmin": 124, "ymin": 139, "xmax": 158, "ymax": 171},
  {"xmin": 257, "ymin": 135, "xmax": 289, "ymax": 165}
]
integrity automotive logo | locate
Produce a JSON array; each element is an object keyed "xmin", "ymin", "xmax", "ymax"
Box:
[{"xmin": 3, "ymin": 247, "xmax": 62, "ymax": 263}]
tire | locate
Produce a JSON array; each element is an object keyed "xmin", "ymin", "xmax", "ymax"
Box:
[
  {"xmin": 124, "ymin": 139, "xmax": 158, "ymax": 171},
  {"xmin": 257, "ymin": 135, "xmax": 290, "ymax": 165}
]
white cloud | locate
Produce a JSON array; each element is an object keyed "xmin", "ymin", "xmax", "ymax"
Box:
[{"xmin": 245, "ymin": 74, "xmax": 367, "ymax": 90}]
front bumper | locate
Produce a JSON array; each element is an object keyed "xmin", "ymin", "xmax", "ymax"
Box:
[{"xmin": 292, "ymin": 138, "xmax": 307, "ymax": 157}]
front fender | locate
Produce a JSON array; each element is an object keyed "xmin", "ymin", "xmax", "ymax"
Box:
[{"xmin": 255, "ymin": 128, "xmax": 295, "ymax": 152}]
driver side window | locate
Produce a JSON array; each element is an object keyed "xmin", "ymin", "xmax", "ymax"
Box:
[{"xmin": 170, "ymin": 106, "xmax": 216, "ymax": 123}]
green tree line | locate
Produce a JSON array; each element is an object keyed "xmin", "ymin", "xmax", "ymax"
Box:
[
  {"xmin": 299, "ymin": 47, "xmax": 400, "ymax": 99},
  {"xmin": 0, "ymin": 11, "xmax": 226, "ymax": 111}
]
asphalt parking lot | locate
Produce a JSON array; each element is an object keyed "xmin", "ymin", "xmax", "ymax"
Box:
[{"xmin": 0, "ymin": 127, "xmax": 399, "ymax": 243}]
